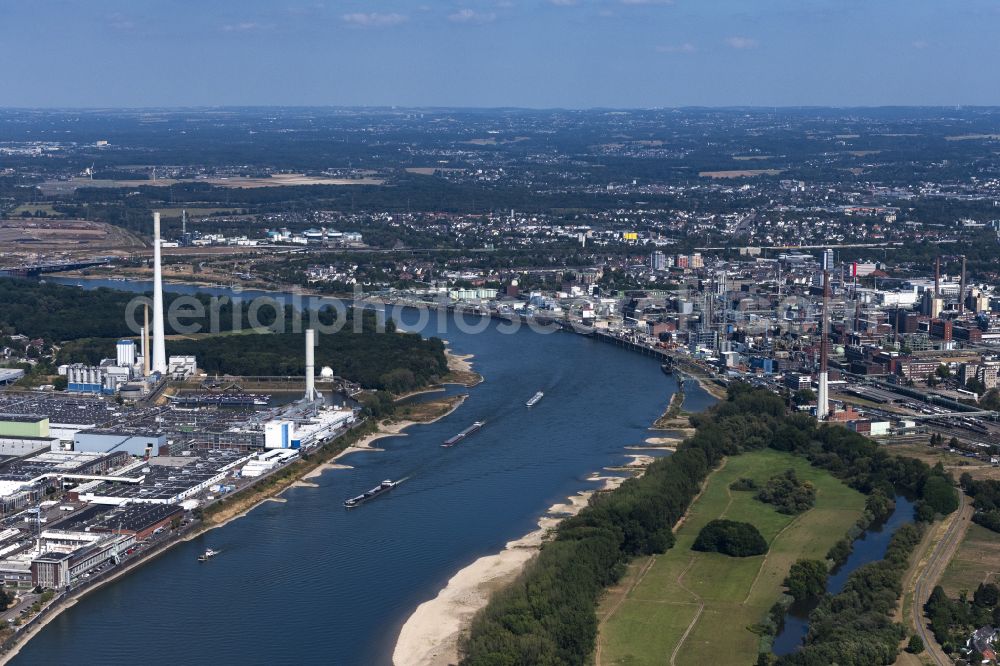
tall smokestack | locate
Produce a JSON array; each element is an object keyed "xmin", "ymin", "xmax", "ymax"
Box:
[
  {"xmin": 151, "ymin": 212, "xmax": 167, "ymax": 374},
  {"xmin": 934, "ymin": 257, "xmax": 941, "ymax": 297},
  {"xmin": 959, "ymin": 255, "xmax": 967, "ymax": 314},
  {"xmin": 305, "ymin": 328, "xmax": 317, "ymax": 401},
  {"xmin": 817, "ymin": 270, "xmax": 830, "ymax": 420},
  {"xmin": 143, "ymin": 304, "xmax": 150, "ymax": 377}
]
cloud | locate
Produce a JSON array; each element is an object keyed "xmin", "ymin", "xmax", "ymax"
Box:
[
  {"xmin": 342, "ymin": 12, "xmax": 407, "ymax": 27},
  {"xmin": 911, "ymin": 40, "xmax": 929, "ymax": 49},
  {"xmin": 549, "ymin": 0, "xmax": 577, "ymax": 6},
  {"xmin": 656, "ymin": 42, "xmax": 696, "ymax": 53},
  {"xmin": 107, "ymin": 13, "xmax": 135, "ymax": 31},
  {"xmin": 448, "ymin": 8, "xmax": 497, "ymax": 23},
  {"xmin": 725, "ymin": 36, "xmax": 758, "ymax": 49},
  {"xmin": 222, "ymin": 22, "xmax": 260, "ymax": 32},
  {"xmin": 620, "ymin": 0, "xmax": 673, "ymax": 4}
]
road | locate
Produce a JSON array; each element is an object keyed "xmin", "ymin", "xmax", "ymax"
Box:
[{"xmin": 909, "ymin": 494, "xmax": 973, "ymax": 665}]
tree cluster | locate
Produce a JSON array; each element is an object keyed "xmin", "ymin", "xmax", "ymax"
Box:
[
  {"xmin": 925, "ymin": 583, "xmax": 1000, "ymax": 656},
  {"xmin": 692, "ymin": 519, "xmax": 768, "ymax": 557},
  {"xmin": 784, "ymin": 559, "xmax": 828, "ymax": 602},
  {"xmin": 755, "ymin": 469, "xmax": 816, "ymax": 515}
]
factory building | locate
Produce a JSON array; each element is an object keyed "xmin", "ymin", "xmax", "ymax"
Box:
[
  {"xmin": 73, "ymin": 430, "xmax": 167, "ymax": 457},
  {"xmin": 30, "ymin": 530, "xmax": 136, "ymax": 588},
  {"xmin": 116, "ymin": 339, "xmax": 137, "ymax": 368},
  {"xmin": 66, "ymin": 364, "xmax": 105, "ymax": 394},
  {"xmin": 167, "ymin": 356, "xmax": 197, "ymax": 378},
  {"xmin": 0, "ymin": 369, "xmax": 25, "ymax": 386},
  {"xmin": 264, "ymin": 420, "xmax": 296, "ymax": 449},
  {"xmin": 0, "ymin": 414, "xmax": 49, "ymax": 439}
]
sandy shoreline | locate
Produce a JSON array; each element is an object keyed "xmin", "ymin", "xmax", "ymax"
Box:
[{"xmin": 392, "ymin": 475, "xmax": 630, "ymax": 666}]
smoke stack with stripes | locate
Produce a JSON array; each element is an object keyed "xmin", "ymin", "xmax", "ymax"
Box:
[
  {"xmin": 151, "ymin": 212, "xmax": 167, "ymax": 375},
  {"xmin": 305, "ymin": 328, "xmax": 319, "ymax": 402}
]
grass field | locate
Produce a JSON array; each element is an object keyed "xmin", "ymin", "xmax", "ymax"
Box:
[
  {"xmin": 597, "ymin": 449, "xmax": 866, "ymax": 666},
  {"xmin": 940, "ymin": 523, "xmax": 1000, "ymax": 597},
  {"xmin": 9, "ymin": 203, "xmax": 60, "ymax": 217}
]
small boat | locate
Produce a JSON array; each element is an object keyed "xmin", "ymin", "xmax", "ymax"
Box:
[
  {"xmin": 661, "ymin": 361, "xmax": 673, "ymax": 375},
  {"xmin": 526, "ymin": 391, "xmax": 544, "ymax": 407},
  {"xmin": 344, "ymin": 480, "xmax": 397, "ymax": 508},
  {"xmin": 198, "ymin": 548, "xmax": 219, "ymax": 562}
]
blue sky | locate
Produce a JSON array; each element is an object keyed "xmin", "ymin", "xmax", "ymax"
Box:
[{"xmin": 2, "ymin": 0, "xmax": 998, "ymax": 108}]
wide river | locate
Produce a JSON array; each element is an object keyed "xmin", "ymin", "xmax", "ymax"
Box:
[{"xmin": 13, "ymin": 279, "xmax": 715, "ymax": 665}]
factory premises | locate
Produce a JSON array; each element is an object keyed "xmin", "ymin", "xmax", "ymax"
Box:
[{"xmin": 0, "ymin": 335, "xmax": 357, "ymax": 598}]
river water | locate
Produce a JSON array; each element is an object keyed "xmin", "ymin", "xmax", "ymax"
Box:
[
  {"xmin": 14, "ymin": 278, "xmax": 715, "ymax": 665},
  {"xmin": 771, "ymin": 496, "xmax": 916, "ymax": 655}
]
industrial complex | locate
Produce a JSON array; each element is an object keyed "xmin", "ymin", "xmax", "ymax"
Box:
[{"xmin": 0, "ymin": 215, "xmax": 360, "ymax": 600}]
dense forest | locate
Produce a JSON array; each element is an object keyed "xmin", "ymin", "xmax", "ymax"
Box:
[
  {"xmin": 459, "ymin": 383, "xmax": 959, "ymax": 666},
  {"xmin": 56, "ymin": 313, "xmax": 446, "ymax": 394},
  {"xmin": 0, "ymin": 279, "xmax": 447, "ymax": 394},
  {"xmin": 167, "ymin": 326, "xmax": 447, "ymax": 393},
  {"xmin": 0, "ymin": 278, "xmax": 291, "ymax": 342}
]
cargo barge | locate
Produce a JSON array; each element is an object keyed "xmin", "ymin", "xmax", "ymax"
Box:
[
  {"xmin": 344, "ymin": 480, "xmax": 397, "ymax": 508},
  {"xmin": 526, "ymin": 391, "xmax": 544, "ymax": 407},
  {"xmin": 442, "ymin": 421, "xmax": 485, "ymax": 447}
]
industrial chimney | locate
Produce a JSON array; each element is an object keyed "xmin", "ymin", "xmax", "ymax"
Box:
[
  {"xmin": 151, "ymin": 212, "xmax": 168, "ymax": 374},
  {"xmin": 959, "ymin": 255, "xmax": 967, "ymax": 314},
  {"xmin": 817, "ymin": 270, "xmax": 830, "ymax": 420},
  {"xmin": 305, "ymin": 328, "xmax": 319, "ymax": 401},
  {"xmin": 934, "ymin": 257, "xmax": 941, "ymax": 297}
]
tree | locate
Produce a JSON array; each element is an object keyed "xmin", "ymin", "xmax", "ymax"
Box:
[
  {"xmin": 692, "ymin": 520, "xmax": 768, "ymax": 557},
  {"xmin": 967, "ymin": 377, "xmax": 987, "ymax": 395},
  {"xmin": 793, "ymin": 388, "xmax": 816, "ymax": 406},
  {"xmin": 921, "ymin": 475, "xmax": 959, "ymax": 516},
  {"xmin": 756, "ymin": 469, "xmax": 816, "ymax": 515},
  {"xmin": 974, "ymin": 582, "xmax": 999, "ymax": 607},
  {"xmin": 785, "ymin": 559, "xmax": 827, "ymax": 601},
  {"xmin": 981, "ymin": 388, "xmax": 1000, "ymax": 411},
  {"xmin": 906, "ymin": 635, "xmax": 924, "ymax": 654},
  {"xmin": 936, "ymin": 364, "xmax": 951, "ymax": 379}
]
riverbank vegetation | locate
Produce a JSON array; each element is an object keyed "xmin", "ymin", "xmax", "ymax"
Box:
[
  {"xmin": 772, "ymin": 523, "xmax": 924, "ymax": 665},
  {"xmin": 784, "ymin": 559, "xmax": 828, "ymax": 602},
  {"xmin": 461, "ymin": 383, "xmax": 961, "ymax": 666}
]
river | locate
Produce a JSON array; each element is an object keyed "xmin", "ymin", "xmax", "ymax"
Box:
[
  {"xmin": 12, "ymin": 278, "xmax": 715, "ymax": 665},
  {"xmin": 771, "ymin": 495, "xmax": 916, "ymax": 655}
]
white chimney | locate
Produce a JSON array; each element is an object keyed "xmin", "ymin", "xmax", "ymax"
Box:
[
  {"xmin": 305, "ymin": 328, "xmax": 317, "ymax": 401},
  {"xmin": 151, "ymin": 212, "xmax": 167, "ymax": 374}
]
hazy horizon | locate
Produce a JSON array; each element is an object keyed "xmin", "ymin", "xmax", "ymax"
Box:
[{"xmin": 2, "ymin": 1, "xmax": 999, "ymax": 108}]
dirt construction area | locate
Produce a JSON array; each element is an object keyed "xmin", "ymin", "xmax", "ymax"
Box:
[{"xmin": 0, "ymin": 219, "xmax": 145, "ymax": 260}]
